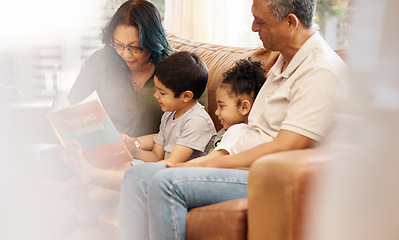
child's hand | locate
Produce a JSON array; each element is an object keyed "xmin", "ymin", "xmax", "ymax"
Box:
[
  {"xmin": 165, "ymin": 162, "xmax": 184, "ymax": 168},
  {"xmin": 120, "ymin": 134, "xmax": 138, "ymax": 154},
  {"xmin": 166, "ymin": 161, "xmax": 203, "ymax": 168}
]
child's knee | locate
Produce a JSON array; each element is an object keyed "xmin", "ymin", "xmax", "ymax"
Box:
[{"xmin": 122, "ymin": 165, "xmax": 140, "ymax": 181}]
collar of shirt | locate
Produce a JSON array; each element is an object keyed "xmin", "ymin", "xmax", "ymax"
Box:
[{"xmin": 268, "ymin": 31, "xmax": 322, "ymax": 81}]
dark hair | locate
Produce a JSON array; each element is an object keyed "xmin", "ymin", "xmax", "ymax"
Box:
[
  {"xmin": 268, "ymin": 0, "xmax": 316, "ymax": 28},
  {"xmin": 221, "ymin": 58, "xmax": 266, "ymax": 106},
  {"xmin": 154, "ymin": 51, "xmax": 208, "ymax": 100},
  {"xmin": 101, "ymin": 0, "xmax": 171, "ymax": 65}
]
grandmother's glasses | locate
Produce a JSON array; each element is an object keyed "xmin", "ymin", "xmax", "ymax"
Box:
[{"xmin": 111, "ymin": 42, "xmax": 144, "ymax": 54}]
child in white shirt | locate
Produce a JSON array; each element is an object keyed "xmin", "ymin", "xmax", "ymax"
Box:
[{"xmin": 197, "ymin": 58, "xmax": 266, "ymax": 161}]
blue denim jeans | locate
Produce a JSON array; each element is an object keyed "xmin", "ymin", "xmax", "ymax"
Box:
[{"xmin": 118, "ymin": 163, "xmax": 249, "ymax": 240}]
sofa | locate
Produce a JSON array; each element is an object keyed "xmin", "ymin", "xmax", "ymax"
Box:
[{"xmin": 166, "ymin": 33, "xmax": 346, "ymax": 240}]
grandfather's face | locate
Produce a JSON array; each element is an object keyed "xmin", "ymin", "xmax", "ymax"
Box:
[{"xmin": 251, "ymin": 0, "xmax": 287, "ymax": 51}]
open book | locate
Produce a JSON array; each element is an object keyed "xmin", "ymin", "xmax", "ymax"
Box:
[{"xmin": 48, "ymin": 91, "xmax": 133, "ymax": 168}]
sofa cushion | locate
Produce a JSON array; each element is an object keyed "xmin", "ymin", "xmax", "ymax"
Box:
[{"xmin": 167, "ymin": 33, "xmax": 279, "ymax": 131}]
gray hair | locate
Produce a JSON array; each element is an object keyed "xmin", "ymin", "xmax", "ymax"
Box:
[{"xmin": 267, "ymin": 0, "xmax": 316, "ymax": 28}]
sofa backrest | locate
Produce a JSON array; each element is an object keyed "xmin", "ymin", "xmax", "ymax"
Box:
[{"xmin": 166, "ymin": 32, "xmax": 346, "ymax": 131}]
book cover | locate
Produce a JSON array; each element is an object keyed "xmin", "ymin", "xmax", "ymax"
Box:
[{"xmin": 48, "ymin": 92, "xmax": 133, "ymax": 168}]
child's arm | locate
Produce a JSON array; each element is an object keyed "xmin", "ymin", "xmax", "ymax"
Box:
[
  {"xmin": 135, "ymin": 134, "xmax": 156, "ymax": 151},
  {"xmin": 186, "ymin": 149, "xmax": 228, "ymax": 164},
  {"xmin": 120, "ymin": 133, "xmax": 155, "ymax": 151},
  {"xmin": 121, "ymin": 134, "xmax": 164, "ymax": 162},
  {"xmin": 133, "ymin": 143, "xmax": 165, "ymax": 162},
  {"xmin": 158, "ymin": 145, "xmax": 194, "ymax": 164},
  {"xmin": 162, "ymin": 149, "xmax": 229, "ymax": 167}
]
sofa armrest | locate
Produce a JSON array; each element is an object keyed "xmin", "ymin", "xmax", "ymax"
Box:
[
  {"xmin": 248, "ymin": 148, "xmax": 330, "ymax": 240},
  {"xmin": 186, "ymin": 198, "xmax": 248, "ymax": 240}
]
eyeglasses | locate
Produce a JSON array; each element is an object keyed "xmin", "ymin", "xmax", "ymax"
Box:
[{"xmin": 110, "ymin": 42, "xmax": 144, "ymax": 54}]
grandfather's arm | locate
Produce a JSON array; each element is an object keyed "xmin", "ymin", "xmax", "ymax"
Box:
[{"xmin": 169, "ymin": 129, "xmax": 315, "ymax": 169}]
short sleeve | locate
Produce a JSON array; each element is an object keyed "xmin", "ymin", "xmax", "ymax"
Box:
[
  {"xmin": 282, "ymin": 69, "xmax": 340, "ymax": 141},
  {"xmin": 176, "ymin": 117, "xmax": 215, "ymax": 152},
  {"xmin": 214, "ymin": 123, "xmax": 249, "ymax": 154},
  {"xmin": 154, "ymin": 113, "xmax": 168, "ymax": 146}
]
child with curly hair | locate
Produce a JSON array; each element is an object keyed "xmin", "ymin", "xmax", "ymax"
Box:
[{"xmin": 196, "ymin": 58, "xmax": 266, "ymax": 161}]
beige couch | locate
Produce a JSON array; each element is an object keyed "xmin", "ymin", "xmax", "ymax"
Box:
[{"xmin": 167, "ymin": 33, "xmax": 346, "ymax": 240}]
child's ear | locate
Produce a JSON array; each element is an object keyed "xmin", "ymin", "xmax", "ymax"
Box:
[
  {"xmin": 239, "ymin": 100, "xmax": 252, "ymax": 116},
  {"xmin": 181, "ymin": 90, "xmax": 194, "ymax": 102}
]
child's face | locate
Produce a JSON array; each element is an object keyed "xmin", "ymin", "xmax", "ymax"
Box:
[
  {"xmin": 153, "ymin": 76, "xmax": 182, "ymax": 112},
  {"xmin": 215, "ymin": 87, "xmax": 247, "ymax": 130}
]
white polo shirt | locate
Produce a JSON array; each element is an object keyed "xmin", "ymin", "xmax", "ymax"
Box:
[{"xmin": 232, "ymin": 32, "xmax": 346, "ymax": 154}]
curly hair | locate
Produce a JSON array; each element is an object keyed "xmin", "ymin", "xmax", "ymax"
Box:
[
  {"xmin": 221, "ymin": 58, "xmax": 266, "ymax": 106},
  {"xmin": 100, "ymin": 0, "xmax": 171, "ymax": 65}
]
